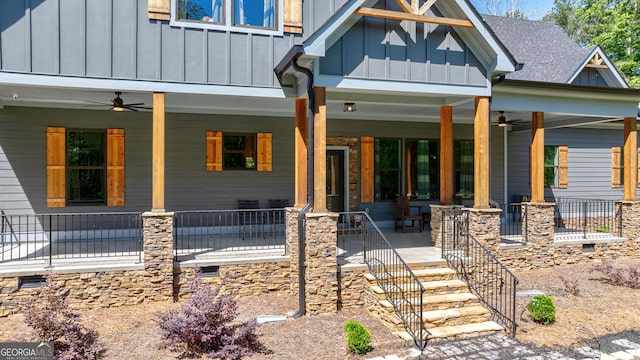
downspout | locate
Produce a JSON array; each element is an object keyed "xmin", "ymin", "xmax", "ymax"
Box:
[{"xmin": 289, "ymin": 52, "xmax": 315, "ymax": 319}]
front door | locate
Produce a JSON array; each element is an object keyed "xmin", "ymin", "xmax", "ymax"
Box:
[{"xmin": 326, "ymin": 149, "xmax": 345, "ymax": 213}]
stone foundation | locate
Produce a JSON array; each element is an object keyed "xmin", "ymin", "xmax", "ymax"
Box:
[
  {"xmin": 286, "ymin": 207, "xmax": 300, "ymax": 293},
  {"xmin": 430, "ymin": 205, "xmax": 461, "ymax": 248},
  {"xmin": 337, "ymin": 264, "xmax": 368, "ymax": 309}
]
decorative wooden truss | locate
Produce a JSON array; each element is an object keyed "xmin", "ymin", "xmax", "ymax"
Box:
[
  {"xmin": 586, "ymin": 52, "xmax": 608, "ymax": 69},
  {"xmin": 355, "ymin": 0, "xmax": 474, "ymax": 28}
]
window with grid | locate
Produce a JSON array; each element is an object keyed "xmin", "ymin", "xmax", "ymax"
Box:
[
  {"xmin": 544, "ymin": 146, "xmax": 559, "ymax": 187},
  {"xmin": 454, "ymin": 140, "xmax": 473, "ymax": 198},
  {"xmin": 406, "ymin": 139, "xmax": 439, "ymax": 200},
  {"xmin": 175, "ymin": 0, "xmax": 278, "ymax": 31},
  {"xmin": 374, "ymin": 138, "xmax": 401, "ymax": 201}
]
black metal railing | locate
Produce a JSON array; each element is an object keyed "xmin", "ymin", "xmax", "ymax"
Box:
[
  {"xmin": 499, "ymin": 203, "xmax": 528, "ymax": 243},
  {"xmin": 174, "ymin": 209, "xmax": 286, "ymax": 256},
  {"xmin": 546, "ymin": 197, "xmax": 622, "ymax": 238},
  {"xmin": 340, "ymin": 211, "xmax": 426, "ymax": 350},
  {"xmin": 441, "ymin": 208, "xmax": 519, "ymax": 337},
  {"xmin": 0, "ymin": 212, "xmax": 143, "ymax": 265}
]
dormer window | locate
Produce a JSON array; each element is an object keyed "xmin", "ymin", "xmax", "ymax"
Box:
[{"xmin": 172, "ymin": 0, "xmax": 280, "ymax": 34}]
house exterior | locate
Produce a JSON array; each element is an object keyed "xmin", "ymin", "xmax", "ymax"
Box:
[{"xmin": 0, "ymin": 0, "xmax": 639, "ymax": 337}]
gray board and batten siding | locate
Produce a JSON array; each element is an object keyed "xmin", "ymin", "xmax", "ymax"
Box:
[
  {"xmin": 507, "ymin": 127, "xmax": 634, "ymax": 202},
  {"xmin": 318, "ymin": 7, "xmax": 488, "ymax": 86},
  {"xmin": 0, "ymin": 0, "xmax": 299, "ymax": 88}
]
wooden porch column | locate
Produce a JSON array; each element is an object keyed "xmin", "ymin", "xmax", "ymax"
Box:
[
  {"xmin": 531, "ymin": 112, "xmax": 545, "ymax": 204},
  {"xmin": 294, "ymin": 98, "xmax": 308, "ymax": 208},
  {"xmin": 313, "ymin": 87, "xmax": 327, "ymax": 213},
  {"xmin": 473, "ymin": 97, "xmax": 490, "ymax": 209},
  {"xmin": 152, "ymin": 92, "xmax": 166, "ymax": 212},
  {"xmin": 440, "ymin": 105, "xmax": 454, "ymax": 205},
  {"xmin": 624, "ymin": 117, "xmax": 637, "ymax": 201}
]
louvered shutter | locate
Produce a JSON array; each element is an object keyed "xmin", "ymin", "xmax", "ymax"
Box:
[
  {"xmin": 47, "ymin": 128, "xmax": 66, "ymax": 208},
  {"xmin": 558, "ymin": 145, "xmax": 569, "ymax": 189},
  {"xmin": 361, "ymin": 136, "xmax": 374, "ymax": 203},
  {"xmin": 148, "ymin": 0, "xmax": 170, "ymax": 20},
  {"xmin": 206, "ymin": 131, "xmax": 223, "ymax": 171},
  {"xmin": 107, "ymin": 129, "xmax": 125, "ymax": 206},
  {"xmin": 283, "ymin": 0, "xmax": 302, "ymax": 33},
  {"xmin": 257, "ymin": 133, "xmax": 273, "ymax": 172},
  {"xmin": 612, "ymin": 146, "xmax": 622, "ymax": 188}
]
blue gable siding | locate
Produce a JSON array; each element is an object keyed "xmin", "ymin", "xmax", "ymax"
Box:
[
  {"xmin": 318, "ymin": 7, "xmax": 487, "ymax": 86},
  {"xmin": 0, "ymin": 0, "xmax": 300, "ymax": 89}
]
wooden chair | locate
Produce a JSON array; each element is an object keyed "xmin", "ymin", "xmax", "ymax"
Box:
[{"xmin": 394, "ymin": 195, "xmax": 423, "ymax": 232}]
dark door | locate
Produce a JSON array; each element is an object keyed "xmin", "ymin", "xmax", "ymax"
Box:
[{"xmin": 326, "ymin": 150, "xmax": 345, "ymax": 213}]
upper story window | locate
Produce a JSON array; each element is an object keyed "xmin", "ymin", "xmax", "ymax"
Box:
[{"xmin": 173, "ymin": 0, "xmax": 281, "ymax": 34}]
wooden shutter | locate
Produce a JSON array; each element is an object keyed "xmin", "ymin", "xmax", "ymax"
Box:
[
  {"xmin": 612, "ymin": 146, "xmax": 622, "ymax": 188},
  {"xmin": 637, "ymin": 147, "xmax": 640, "ymax": 188},
  {"xmin": 47, "ymin": 127, "xmax": 66, "ymax": 208},
  {"xmin": 283, "ymin": 0, "xmax": 303, "ymax": 33},
  {"xmin": 148, "ymin": 0, "xmax": 170, "ymax": 20},
  {"xmin": 206, "ymin": 131, "xmax": 223, "ymax": 171},
  {"xmin": 257, "ymin": 133, "xmax": 273, "ymax": 172},
  {"xmin": 107, "ymin": 129, "xmax": 125, "ymax": 206},
  {"xmin": 558, "ymin": 145, "xmax": 569, "ymax": 189},
  {"xmin": 361, "ymin": 136, "xmax": 374, "ymax": 203}
]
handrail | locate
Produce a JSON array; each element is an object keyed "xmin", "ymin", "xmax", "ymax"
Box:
[
  {"xmin": 341, "ymin": 211, "xmax": 426, "ymax": 350},
  {"xmin": 441, "ymin": 208, "xmax": 519, "ymax": 337}
]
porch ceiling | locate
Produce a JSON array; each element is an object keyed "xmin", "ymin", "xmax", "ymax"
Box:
[{"xmin": 0, "ymin": 83, "xmax": 627, "ymax": 129}]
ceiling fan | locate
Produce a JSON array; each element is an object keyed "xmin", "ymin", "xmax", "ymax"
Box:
[
  {"xmin": 108, "ymin": 91, "xmax": 150, "ymax": 112},
  {"xmin": 494, "ymin": 111, "xmax": 523, "ymax": 127}
]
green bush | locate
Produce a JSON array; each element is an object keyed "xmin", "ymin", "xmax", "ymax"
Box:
[
  {"xmin": 526, "ymin": 295, "xmax": 556, "ymax": 325},
  {"xmin": 343, "ymin": 320, "xmax": 371, "ymax": 355}
]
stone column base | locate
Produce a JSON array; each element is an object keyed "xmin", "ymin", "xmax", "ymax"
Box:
[
  {"xmin": 304, "ymin": 212, "xmax": 339, "ymax": 315},
  {"xmin": 286, "ymin": 207, "xmax": 300, "ymax": 292},
  {"xmin": 430, "ymin": 205, "xmax": 463, "ymax": 248},
  {"xmin": 143, "ymin": 211, "xmax": 174, "ymax": 302},
  {"xmin": 465, "ymin": 207, "xmax": 502, "ymax": 252}
]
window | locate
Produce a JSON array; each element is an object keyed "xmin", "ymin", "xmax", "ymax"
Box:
[
  {"xmin": 223, "ymin": 133, "xmax": 256, "ymax": 170},
  {"xmin": 454, "ymin": 141, "xmax": 473, "ymax": 198},
  {"xmin": 206, "ymin": 131, "xmax": 271, "ymax": 171},
  {"xmin": 406, "ymin": 140, "xmax": 439, "ymax": 200},
  {"xmin": 67, "ymin": 130, "xmax": 106, "ymax": 204},
  {"xmin": 544, "ymin": 146, "xmax": 559, "ymax": 187},
  {"xmin": 47, "ymin": 128, "xmax": 125, "ymax": 208},
  {"xmin": 174, "ymin": 0, "xmax": 279, "ymax": 32},
  {"xmin": 375, "ymin": 139, "xmax": 401, "ymax": 201}
]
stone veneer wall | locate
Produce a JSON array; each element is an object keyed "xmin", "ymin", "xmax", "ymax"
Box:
[
  {"xmin": 173, "ymin": 260, "xmax": 291, "ymax": 300},
  {"xmin": 286, "ymin": 208, "xmax": 300, "ymax": 293},
  {"xmin": 430, "ymin": 205, "xmax": 463, "ymax": 248},
  {"xmin": 337, "ymin": 264, "xmax": 369, "ymax": 309},
  {"xmin": 304, "ymin": 212, "xmax": 339, "ymax": 314},
  {"xmin": 0, "ymin": 269, "xmax": 148, "ymax": 316}
]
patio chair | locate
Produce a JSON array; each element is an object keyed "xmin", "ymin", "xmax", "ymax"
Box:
[
  {"xmin": 237, "ymin": 199, "xmax": 262, "ymax": 239},
  {"xmin": 394, "ymin": 195, "xmax": 423, "ymax": 232}
]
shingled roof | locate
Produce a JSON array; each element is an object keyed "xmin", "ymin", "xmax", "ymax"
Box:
[{"xmin": 482, "ymin": 15, "xmax": 595, "ymax": 84}]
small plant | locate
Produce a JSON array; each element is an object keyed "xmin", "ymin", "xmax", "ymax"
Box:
[
  {"xmin": 559, "ymin": 276, "xmax": 581, "ymax": 296},
  {"xmin": 526, "ymin": 295, "xmax": 556, "ymax": 325},
  {"xmin": 21, "ymin": 275, "xmax": 103, "ymax": 360},
  {"xmin": 155, "ymin": 273, "xmax": 261, "ymax": 359},
  {"xmin": 595, "ymin": 225, "xmax": 610, "ymax": 233},
  {"xmin": 592, "ymin": 261, "xmax": 640, "ymax": 289},
  {"xmin": 343, "ymin": 320, "xmax": 371, "ymax": 355}
]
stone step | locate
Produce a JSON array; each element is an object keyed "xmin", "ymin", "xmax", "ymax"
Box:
[
  {"xmin": 370, "ymin": 279, "xmax": 469, "ymax": 297},
  {"xmin": 406, "ymin": 259, "xmax": 449, "ymax": 270},
  {"xmin": 421, "ymin": 306, "xmax": 492, "ymax": 328},
  {"xmin": 364, "ymin": 267, "xmax": 458, "ymax": 284},
  {"xmin": 426, "ymin": 321, "xmax": 504, "ymax": 340},
  {"xmin": 422, "ymin": 292, "xmax": 480, "ymax": 311}
]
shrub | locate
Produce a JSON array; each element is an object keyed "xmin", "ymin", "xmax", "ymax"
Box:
[
  {"xmin": 559, "ymin": 276, "xmax": 581, "ymax": 296},
  {"xmin": 526, "ymin": 295, "xmax": 556, "ymax": 325},
  {"xmin": 155, "ymin": 273, "xmax": 260, "ymax": 359},
  {"xmin": 592, "ymin": 261, "xmax": 640, "ymax": 289},
  {"xmin": 595, "ymin": 225, "xmax": 610, "ymax": 233},
  {"xmin": 343, "ymin": 320, "xmax": 371, "ymax": 355},
  {"xmin": 21, "ymin": 275, "xmax": 103, "ymax": 360}
]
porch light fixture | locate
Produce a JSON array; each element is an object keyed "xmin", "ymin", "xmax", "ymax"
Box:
[
  {"xmin": 343, "ymin": 102, "xmax": 356, "ymax": 112},
  {"xmin": 497, "ymin": 111, "xmax": 507, "ymax": 127}
]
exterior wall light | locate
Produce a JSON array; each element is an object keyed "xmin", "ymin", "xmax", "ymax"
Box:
[{"xmin": 343, "ymin": 102, "xmax": 356, "ymax": 112}]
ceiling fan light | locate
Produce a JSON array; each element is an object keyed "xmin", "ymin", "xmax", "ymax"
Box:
[
  {"xmin": 497, "ymin": 111, "xmax": 507, "ymax": 127},
  {"xmin": 112, "ymin": 106, "xmax": 124, "ymax": 112}
]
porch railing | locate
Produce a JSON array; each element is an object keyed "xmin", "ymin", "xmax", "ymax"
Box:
[
  {"xmin": 547, "ymin": 197, "xmax": 622, "ymax": 238},
  {"xmin": 338, "ymin": 211, "xmax": 426, "ymax": 350},
  {"xmin": 174, "ymin": 209, "xmax": 286, "ymax": 256},
  {"xmin": 0, "ymin": 212, "xmax": 143, "ymax": 265},
  {"xmin": 442, "ymin": 208, "xmax": 519, "ymax": 337},
  {"xmin": 499, "ymin": 203, "xmax": 528, "ymax": 243}
]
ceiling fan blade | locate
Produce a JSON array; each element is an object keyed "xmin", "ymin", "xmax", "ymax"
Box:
[{"xmin": 124, "ymin": 102, "xmax": 145, "ymax": 106}]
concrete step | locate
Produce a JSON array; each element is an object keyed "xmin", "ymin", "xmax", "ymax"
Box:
[{"xmin": 421, "ymin": 306, "xmax": 492, "ymax": 328}]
